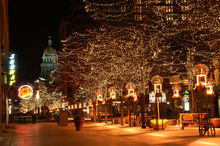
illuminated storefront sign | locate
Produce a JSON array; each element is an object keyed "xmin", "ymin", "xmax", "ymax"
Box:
[
  {"xmin": 8, "ymin": 53, "xmax": 16, "ymax": 86},
  {"xmin": 183, "ymin": 90, "xmax": 190, "ymax": 112},
  {"xmin": 61, "ymin": 98, "xmax": 68, "ymax": 111},
  {"xmin": 149, "ymin": 91, "xmax": 166, "ymax": 103},
  {"xmin": 18, "ymin": 85, "xmax": 33, "ymax": 100}
]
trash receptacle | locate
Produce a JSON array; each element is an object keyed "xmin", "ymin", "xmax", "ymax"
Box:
[{"xmin": 59, "ymin": 111, "xmax": 68, "ymax": 126}]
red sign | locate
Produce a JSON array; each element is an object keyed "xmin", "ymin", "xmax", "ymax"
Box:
[{"xmin": 18, "ymin": 85, "xmax": 33, "ymax": 100}]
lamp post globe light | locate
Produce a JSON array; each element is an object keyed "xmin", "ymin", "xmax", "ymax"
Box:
[
  {"xmin": 108, "ymin": 86, "xmax": 116, "ymax": 100},
  {"xmin": 125, "ymin": 82, "xmax": 137, "ymax": 101},
  {"xmin": 172, "ymin": 84, "xmax": 181, "ymax": 98},
  {"xmin": 96, "ymin": 90, "xmax": 103, "ymax": 103},
  {"xmin": 206, "ymin": 79, "xmax": 215, "ymax": 96},
  {"xmin": 193, "ymin": 64, "xmax": 209, "ymax": 87}
]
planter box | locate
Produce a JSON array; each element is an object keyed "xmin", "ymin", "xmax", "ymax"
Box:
[
  {"xmin": 150, "ymin": 119, "xmax": 168, "ymax": 130},
  {"xmin": 168, "ymin": 119, "xmax": 178, "ymax": 125},
  {"xmin": 211, "ymin": 118, "xmax": 220, "ymax": 128},
  {"xmin": 59, "ymin": 111, "xmax": 68, "ymax": 126}
]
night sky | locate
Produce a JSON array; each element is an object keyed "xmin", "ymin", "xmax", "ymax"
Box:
[{"xmin": 9, "ymin": 0, "xmax": 71, "ymax": 83}]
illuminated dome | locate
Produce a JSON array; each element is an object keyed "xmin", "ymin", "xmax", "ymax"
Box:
[
  {"xmin": 43, "ymin": 36, "xmax": 57, "ymax": 55},
  {"xmin": 44, "ymin": 46, "xmax": 57, "ymax": 55},
  {"xmin": 40, "ymin": 36, "xmax": 58, "ymax": 80}
]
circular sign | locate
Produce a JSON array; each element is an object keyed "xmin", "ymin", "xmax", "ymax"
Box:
[{"xmin": 18, "ymin": 85, "xmax": 33, "ymax": 100}]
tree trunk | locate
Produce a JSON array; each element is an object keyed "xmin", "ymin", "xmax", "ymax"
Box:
[
  {"xmin": 105, "ymin": 103, "xmax": 108, "ymax": 123},
  {"xmin": 128, "ymin": 103, "xmax": 131, "ymax": 127},
  {"xmin": 120, "ymin": 100, "xmax": 124, "ymax": 126},
  {"xmin": 93, "ymin": 102, "xmax": 96, "ymax": 122},
  {"xmin": 211, "ymin": 95, "xmax": 215, "ymax": 118},
  {"xmin": 140, "ymin": 93, "xmax": 146, "ymax": 128}
]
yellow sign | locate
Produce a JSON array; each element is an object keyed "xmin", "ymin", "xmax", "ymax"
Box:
[{"xmin": 18, "ymin": 85, "xmax": 33, "ymax": 100}]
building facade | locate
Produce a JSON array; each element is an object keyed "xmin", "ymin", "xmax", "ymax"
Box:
[
  {"xmin": 0, "ymin": 0, "xmax": 9, "ymax": 130},
  {"xmin": 40, "ymin": 37, "xmax": 58, "ymax": 80}
]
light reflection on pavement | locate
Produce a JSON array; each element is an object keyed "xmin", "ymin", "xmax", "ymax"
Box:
[{"xmin": 1, "ymin": 122, "xmax": 219, "ymax": 146}]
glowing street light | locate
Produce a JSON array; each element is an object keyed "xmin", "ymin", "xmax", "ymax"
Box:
[
  {"xmin": 151, "ymin": 75, "xmax": 163, "ymax": 95},
  {"xmin": 206, "ymin": 79, "xmax": 215, "ymax": 95},
  {"xmin": 125, "ymin": 82, "xmax": 137, "ymax": 101},
  {"xmin": 151, "ymin": 75, "xmax": 168, "ymax": 130},
  {"xmin": 172, "ymin": 84, "xmax": 181, "ymax": 98},
  {"xmin": 96, "ymin": 90, "xmax": 104, "ymax": 122},
  {"xmin": 206, "ymin": 78, "xmax": 215, "ymax": 117},
  {"xmin": 108, "ymin": 86, "xmax": 116, "ymax": 100},
  {"xmin": 192, "ymin": 64, "xmax": 209, "ymax": 113},
  {"xmin": 172, "ymin": 84, "xmax": 181, "ymax": 119},
  {"xmin": 125, "ymin": 82, "xmax": 137, "ymax": 127},
  {"xmin": 193, "ymin": 64, "xmax": 209, "ymax": 87},
  {"xmin": 151, "ymin": 75, "xmax": 163, "ymax": 120},
  {"xmin": 96, "ymin": 90, "xmax": 103, "ymax": 103}
]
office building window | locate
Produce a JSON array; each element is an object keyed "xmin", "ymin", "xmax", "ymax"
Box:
[
  {"xmin": 166, "ymin": 0, "xmax": 173, "ymax": 4},
  {"xmin": 181, "ymin": 14, "xmax": 187, "ymax": 20},
  {"xmin": 166, "ymin": 14, "xmax": 173, "ymax": 21},
  {"xmin": 135, "ymin": 0, "xmax": 142, "ymax": 4},
  {"xmin": 135, "ymin": 14, "xmax": 143, "ymax": 21},
  {"xmin": 135, "ymin": 6, "xmax": 142, "ymax": 13},
  {"xmin": 166, "ymin": 6, "xmax": 173, "ymax": 12},
  {"xmin": 181, "ymin": 5, "xmax": 190, "ymax": 12},
  {"xmin": 121, "ymin": 6, "xmax": 126, "ymax": 12},
  {"xmin": 181, "ymin": 0, "xmax": 187, "ymax": 4}
]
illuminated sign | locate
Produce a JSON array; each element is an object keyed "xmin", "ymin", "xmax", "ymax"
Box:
[
  {"xmin": 183, "ymin": 90, "xmax": 190, "ymax": 111},
  {"xmin": 108, "ymin": 86, "xmax": 116, "ymax": 100},
  {"xmin": 149, "ymin": 91, "xmax": 166, "ymax": 103},
  {"xmin": 61, "ymin": 98, "xmax": 68, "ymax": 111},
  {"xmin": 18, "ymin": 85, "xmax": 33, "ymax": 100},
  {"xmin": 8, "ymin": 53, "xmax": 16, "ymax": 86}
]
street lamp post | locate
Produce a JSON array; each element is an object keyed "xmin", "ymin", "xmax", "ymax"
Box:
[
  {"xmin": 206, "ymin": 79, "xmax": 215, "ymax": 117},
  {"xmin": 96, "ymin": 90, "xmax": 103, "ymax": 122},
  {"xmin": 151, "ymin": 75, "xmax": 163, "ymax": 130},
  {"xmin": 119, "ymin": 89, "xmax": 124, "ymax": 126},
  {"xmin": 92, "ymin": 98, "xmax": 97, "ymax": 122},
  {"xmin": 193, "ymin": 64, "xmax": 209, "ymax": 113},
  {"xmin": 126, "ymin": 82, "xmax": 137, "ymax": 127},
  {"xmin": 172, "ymin": 84, "xmax": 181, "ymax": 119},
  {"xmin": 108, "ymin": 86, "xmax": 116, "ymax": 124}
]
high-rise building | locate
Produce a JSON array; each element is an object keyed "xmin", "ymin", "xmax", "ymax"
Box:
[
  {"xmin": 83, "ymin": 0, "xmax": 145, "ymax": 23},
  {"xmin": 157, "ymin": 0, "xmax": 192, "ymax": 22},
  {"xmin": 84, "ymin": 0, "xmax": 219, "ymax": 24},
  {"xmin": 40, "ymin": 37, "xmax": 58, "ymax": 80},
  {"xmin": 0, "ymin": 0, "xmax": 9, "ymax": 130}
]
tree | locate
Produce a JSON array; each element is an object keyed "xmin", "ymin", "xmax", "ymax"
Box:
[
  {"xmin": 19, "ymin": 84, "xmax": 62, "ymax": 113},
  {"xmin": 165, "ymin": 0, "xmax": 220, "ymax": 112}
]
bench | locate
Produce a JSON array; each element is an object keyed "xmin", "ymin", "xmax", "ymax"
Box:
[
  {"xmin": 180, "ymin": 113, "xmax": 207, "ymax": 130},
  {"xmin": 10, "ymin": 116, "xmax": 34, "ymax": 123}
]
